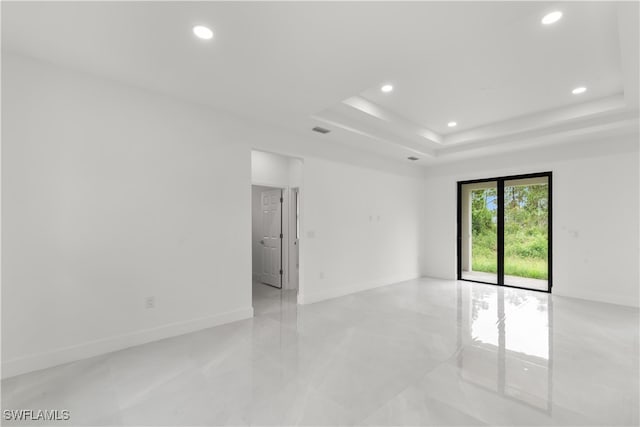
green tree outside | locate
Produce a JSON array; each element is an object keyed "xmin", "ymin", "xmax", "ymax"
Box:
[{"xmin": 471, "ymin": 184, "xmax": 548, "ymax": 279}]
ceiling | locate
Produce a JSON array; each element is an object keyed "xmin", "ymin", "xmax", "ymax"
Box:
[{"xmin": 2, "ymin": 1, "xmax": 638, "ymax": 165}]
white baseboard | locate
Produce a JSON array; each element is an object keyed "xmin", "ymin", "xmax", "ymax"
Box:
[
  {"xmin": 1, "ymin": 306, "xmax": 254, "ymax": 379},
  {"xmin": 298, "ymin": 275, "xmax": 420, "ymax": 305},
  {"xmin": 552, "ymin": 288, "xmax": 640, "ymax": 308},
  {"xmin": 421, "ymin": 273, "xmax": 457, "ymax": 281}
]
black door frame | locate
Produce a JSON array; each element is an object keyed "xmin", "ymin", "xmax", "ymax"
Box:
[{"xmin": 457, "ymin": 171, "xmax": 553, "ymax": 293}]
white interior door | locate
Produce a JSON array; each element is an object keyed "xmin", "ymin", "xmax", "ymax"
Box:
[{"xmin": 260, "ymin": 189, "xmax": 282, "ymax": 288}]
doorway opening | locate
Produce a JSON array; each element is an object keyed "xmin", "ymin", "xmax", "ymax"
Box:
[
  {"xmin": 457, "ymin": 172, "xmax": 552, "ymax": 292},
  {"xmin": 251, "ymin": 150, "xmax": 302, "ymax": 316}
]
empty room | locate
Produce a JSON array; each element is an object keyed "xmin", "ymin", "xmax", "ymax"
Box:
[{"xmin": 1, "ymin": 1, "xmax": 639, "ymax": 426}]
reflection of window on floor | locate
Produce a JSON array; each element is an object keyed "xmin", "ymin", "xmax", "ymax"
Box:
[{"xmin": 458, "ymin": 286, "xmax": 553, "ymax": 413}]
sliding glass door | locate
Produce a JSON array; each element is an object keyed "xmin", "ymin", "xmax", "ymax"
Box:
[
  {"xmin": 457, "ymin": 173, "xmax": 552, "ymax": 292},
  {"xmin": 460, "ymin": 181, "xmax": 498, "ymax": 284}
]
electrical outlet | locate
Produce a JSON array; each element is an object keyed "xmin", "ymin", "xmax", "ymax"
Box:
[{"xmin": 145, "ymin": 296, "xmax": 155, "ymax": 309}]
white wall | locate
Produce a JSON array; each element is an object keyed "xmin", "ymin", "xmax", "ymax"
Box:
[
  {"xmin": 300, "ymin": 157, "xmax": 424, "ymax": 304},
  {"xmin": 250, "ymin": 150, "xmax": 425, "ymax": 302},
  {"xmin": 251, "ymin": 151, "xmax": 293, "ymax": 187},
  {"xmin": 421, "ymin": 136, "xmax": 640, "ymax": 308},
  {"xmin": 1, "ymin": 54, "xmax": 255, "ymax": 378},
  {"xmin": 1, "ymin": 53, "xmax": 425, "ymax": 377},
  {"xmin": 289, "ymin": 158, "xmax": 303, "ymax": 188}
]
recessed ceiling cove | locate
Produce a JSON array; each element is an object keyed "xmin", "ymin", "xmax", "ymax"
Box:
[
  {"xmin": 3, "ymin": 1, "xmax": 638, "ymax": 164},
  {"xmin": 311, "ymin": 2, "xmax": 639, "ymax": 162}
]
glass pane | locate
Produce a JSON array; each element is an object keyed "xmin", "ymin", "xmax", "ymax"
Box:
[
  {"xmin": 503, "ymin": 177, "xmax": 549, "ymax": 291},
  {"xmin": 461, "ymin": 181, "xmax": 498, "ymax": 284}
]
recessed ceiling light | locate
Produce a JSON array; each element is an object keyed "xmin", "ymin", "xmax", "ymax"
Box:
[
  {"xmin": 448, "ymin": 121, "xmax": 457, "ymax": 128},
  {"xmin": 193, "ymin": 25, "xmax": 213, "ymax": 40},
  {"xmin": 572, "ymin": 86, "xmax": 587, "ymax": 95},
  {"xmin": 541, "ymin": 11, "xmax": 563, "ymax": 25},
  {"xmin": 381, "ymin": 84, "xmax": 393, "ymax": 93}
]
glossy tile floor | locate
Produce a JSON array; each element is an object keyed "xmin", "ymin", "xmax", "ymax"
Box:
[
  {"xmin": 2, "ymin": 278, "xmax": 639, "ymax": 426},
  {"xmin": 252, "ymin": 280, "xmax": 298, "ymax": 317}
]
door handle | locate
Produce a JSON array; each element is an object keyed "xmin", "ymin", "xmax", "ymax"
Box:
[{"xmin": 260, "ymin": 240, "xmax": 265, "ymax": 245}]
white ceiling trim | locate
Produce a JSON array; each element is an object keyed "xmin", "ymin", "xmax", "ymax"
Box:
[
  {"xmin": 436, "ymin": 110, "xmax": 639, "ymax": 158},
  {"xmin": 442, "ymin": 94, "xmax": 627, "ymax": 146},
  {"xmin": 342, "ymin": 96, "xmax": 442, "ymax": 146},
  {"xmin": 314, "ymin": 92, "xmax": 634, "ymax": 161},
  {"xmin": 311, "ymin": 109, "xmax": 436, "ymax": 158}
]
